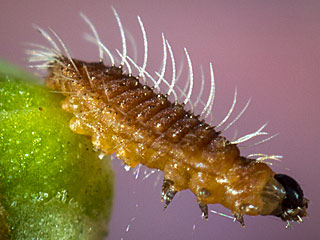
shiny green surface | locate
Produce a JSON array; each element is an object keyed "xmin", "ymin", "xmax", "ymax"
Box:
[{"xmin": 0, "ymin": 61, "xmax": 114, "ymax": 239}]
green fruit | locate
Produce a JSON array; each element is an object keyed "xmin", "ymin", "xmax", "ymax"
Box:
[{"xmin": 0, "ymin": 60, "xmax": 114, "ymax": 239}]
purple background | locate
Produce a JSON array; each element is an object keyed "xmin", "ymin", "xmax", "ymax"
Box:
[{"xmin": 1, "ymin": 0, "xmax": 319, "ymax": 239}]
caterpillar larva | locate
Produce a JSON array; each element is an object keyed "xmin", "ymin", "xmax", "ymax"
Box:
[{"xmin": 27, "ymin": 7, "xmax": 308, "ymax": 227}]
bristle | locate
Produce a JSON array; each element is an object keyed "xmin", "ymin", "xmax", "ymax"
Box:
[
  {"xmin": 80, "ymin": 12, "xmax": 104, "ymax": 62},
  {"xmin": 112, "ymin": 7, "xmax": 127, "ymax": 66}
]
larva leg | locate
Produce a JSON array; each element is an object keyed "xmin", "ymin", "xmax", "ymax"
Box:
[
  {"xmin": 198, "ymin": 202, "xmax": 209, "ymax": 220},
  {"xmin": 161, "ymin": 161, "xmax": 191, "ymax": 209},
  {"xmin": 197, "ymin": 187, "xmax": 212, "ymax": 220},
  {"xmin": 233, "ymin": 212, "xmax": 245, "ymax": 227},
  {"xmin": 161, "ymin": 179, "xmax": 177, "ymax": 209}
]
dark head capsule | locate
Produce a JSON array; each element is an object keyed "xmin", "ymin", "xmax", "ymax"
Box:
[{"xmin": 273, "ymin": 174, "xmax": 308, "ymax": 222}]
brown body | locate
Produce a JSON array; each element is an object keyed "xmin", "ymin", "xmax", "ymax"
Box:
[{"xmin": 47, "ymin": 57, "xmax": 282, "ymax": 220}]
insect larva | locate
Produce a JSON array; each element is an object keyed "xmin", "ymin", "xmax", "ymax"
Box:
[{"xmin": 27, "ymin": 7, "xmax": 308, "ymax": 227}]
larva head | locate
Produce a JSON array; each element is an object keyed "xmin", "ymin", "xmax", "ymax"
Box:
[
  {"xmin": 260, "ymin": 174, "xmax": 308, "ymax": 223},
  {"xmin": 272, "ymin": 174, "xmax": 309, "ymax": 222}
]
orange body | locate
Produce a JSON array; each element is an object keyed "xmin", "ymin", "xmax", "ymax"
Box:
[{"xmin": 47, "ymin": 57, "xmax": 281, "ymax": 219}]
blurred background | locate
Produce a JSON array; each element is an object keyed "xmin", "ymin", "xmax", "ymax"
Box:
[{"xmin": 1, "ymin": 0, "xmax": 319, "ymax": 239}]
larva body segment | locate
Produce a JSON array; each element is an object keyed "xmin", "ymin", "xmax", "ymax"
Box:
[{"xmin": 30, "ymin": 9, "xmax": 308, "ymax": 227}]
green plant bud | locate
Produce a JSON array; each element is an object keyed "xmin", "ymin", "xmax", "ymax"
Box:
[{"xmin": 0, "ymin": 60, "xmax": 114, "ymax": 240}]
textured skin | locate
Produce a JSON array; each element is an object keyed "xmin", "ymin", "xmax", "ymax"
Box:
[{"xmin": 47, "ymin": 57, "xmax": 277, "ymax": 218}]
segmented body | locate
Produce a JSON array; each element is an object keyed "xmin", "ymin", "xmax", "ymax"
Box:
[
  {"xmin": 28, "ymin": 8, "xmax": 308, "ymax": 226},
  {"xmin": 46, "ymin": 57, "xmax": 275, "ymax": 221}
]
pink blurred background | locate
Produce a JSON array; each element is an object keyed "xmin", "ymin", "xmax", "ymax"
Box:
[{"xmin": 1, "ymin": 0, "xmax": 319, "ymax": 239}]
